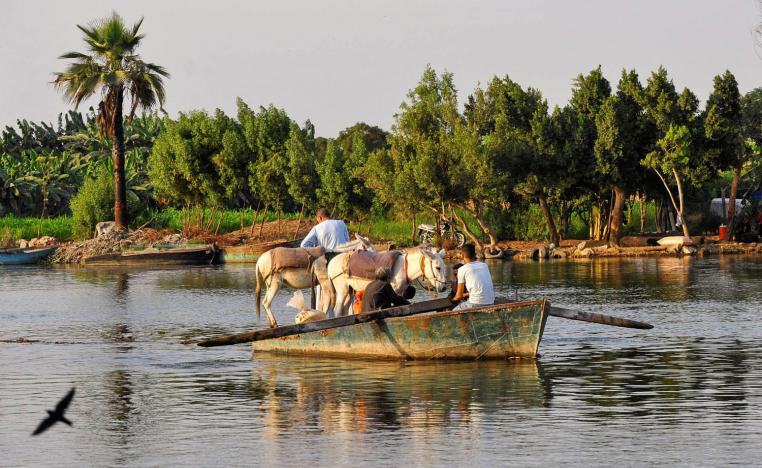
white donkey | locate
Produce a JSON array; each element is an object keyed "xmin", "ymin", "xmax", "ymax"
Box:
[
  {"xmin": 255, "ymin": 235, "xmax": 374, "ymax": 328},
  {"xmin": 324, "ymin": 246, "xmax": 449, "ymax": 317}
]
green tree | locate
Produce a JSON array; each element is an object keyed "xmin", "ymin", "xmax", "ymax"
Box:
[
  {"xmin": 54, "ymin": 12, "xmax": 169, "ymax": 229},
  {"xmin": 284, "ymin": 120, "xmax": 319, "ymax": 211},
  {"xmin": 704, "ymin": 71, "xmax": 744, "ymax": 237},
  {"xmin": 569, "ymin": 66, "xmax": 612, "ymax": 239},
  {"xmin": 316, "ymin": 139, "xmax": 349, "ymax": 215},
  {"xmin": 642, "ymin": 124, "xmax": 693, "ymax": 237},
  {"xmin": 594, "ymin": 70, "xmax": 649, "ymax": 247},
  {"xmin": 148, "ymin": 110, "xmax": 244, "ymax": 207},
  {"xmin": 238, "ymin": 101, "xmax": 293, "ymax": 214}
]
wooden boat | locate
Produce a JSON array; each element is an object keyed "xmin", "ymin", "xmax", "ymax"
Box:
[
  {"xmin": 84, "ymin": 244, "xmax": 217, "ymax": 267},
  {"xmin": 251, "ymin": 300, "xmax": 549, "ymax": 360},
  {"xmin": 0, "ymin": 247, "xmax": 56, "ymax": 265},
  {"xmin": 220, "ymin": 238, "xmax": 302, "ymax": 264}
]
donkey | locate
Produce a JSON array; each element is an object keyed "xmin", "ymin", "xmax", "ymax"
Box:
[
  {"xmin": 255, "ymin": 234, "xmax": 374, "ymax": 328},
  {"xmin": 322, "ymin": 246, "xmax": 449, "ymax": 317}
]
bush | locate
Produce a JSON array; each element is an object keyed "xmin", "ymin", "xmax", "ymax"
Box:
[{"xmin": 70, "ymin": 170, "xmax": 113, "ymax": 239}]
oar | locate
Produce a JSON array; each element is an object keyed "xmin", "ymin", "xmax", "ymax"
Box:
[
  {"xmin": 549, "ymin": 306, "xmax": 653, "ymax": 330},
  {"xmin": 197, "ymin": 297, "xmax": 454, "ymax": 347}
]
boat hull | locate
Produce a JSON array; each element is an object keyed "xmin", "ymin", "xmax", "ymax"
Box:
[
  {"xmin": 252, "ymin": 300, "xmax": 548, "ymax": 360},
  {"xmin": 220, "ymin": 239, "xmax": 301, "ymax": 264},
  {"xmin": 0, "ymin": 247, "xmax": 56, "ymax": 265},
  {"xmin": 84, "ymin": 245, "xmax": 216, "ymax": 267}
]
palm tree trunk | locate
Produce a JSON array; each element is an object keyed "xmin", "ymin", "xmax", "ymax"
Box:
[
  {"xmin": 608, "ymin": 185, "xmax": 626, "ymax": 248},
  {"xmin": 726, "ymin": 165, "xmax": 741, "ymax": 240},
  {"xmin": 112, "ymin": 88, "xmax": 128, "ymax": 230},
  {"xmin": 537, "ymin": 194, "xmax": 560, "ymax": 246},
  {"xmin": 640, "ymin": 193, "xmax": 646, "ymax": 233}
]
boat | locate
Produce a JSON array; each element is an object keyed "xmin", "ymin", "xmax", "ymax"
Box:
[
  {"xmin": 251, "ymin": 299, "xmax": 549, "ymax": 360},
  {"xmin": 84, "ymin": 244, "xmax": 217, "ymax": 267},
  {"xmin": 0, "ymin": 247, "xmax": 56, "ymax": 265},
  {"xmin": 220, "ymin": 238, "xmax": 303, "ymax": 264}
]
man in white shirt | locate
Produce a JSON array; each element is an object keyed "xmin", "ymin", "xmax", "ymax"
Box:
[
  {"xmin": 300, "ymin": 208, "xmax": 350, "ymax": 252},
  {"xmin": 452, "ymin": 244, "xmax": 494, "ymax": 309}
]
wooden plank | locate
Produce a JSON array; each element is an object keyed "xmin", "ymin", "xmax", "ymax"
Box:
[
  {"xmin": 197, "ymin": 297, "xmax": 455, "ymax": 347},
  {"xmin": 549, "ymin": 306, "xmax": 653, "ymax": 329}
]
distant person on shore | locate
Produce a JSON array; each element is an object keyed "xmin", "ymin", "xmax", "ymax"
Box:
[
  {"xmin": 452, "ymin": 244, "xmax": 494, "ymax": 309},
  {"xmin": 361, "ymin": 267, "xmax": 411, "ymax": 313},
  {"xmin": 300, "ymin": 208, "xmax": 350, "ymax": 252}
]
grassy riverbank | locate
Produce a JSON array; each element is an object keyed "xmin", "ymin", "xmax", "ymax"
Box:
[{"xmin": 0, "ymin": 200, "xmax": 671, "ymax": 248}]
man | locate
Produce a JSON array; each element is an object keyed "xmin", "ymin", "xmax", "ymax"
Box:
[
  {"xmin": 361, "ymin": 267, "xmax": 411, "ymax": 313},
  {"xmin": 452, "ymin": 244, "xmax": 494, "ymax": 309},
  {"xmin": 300, "ymin": 208, "xmax": 350, "ymax": 252}
]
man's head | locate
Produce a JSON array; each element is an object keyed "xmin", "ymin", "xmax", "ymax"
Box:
[
  {"xmin": 316, "ymin": 208, "xmax": 330, "ymax": 223},
  {"xmin": 374, "ymin": 267, "xmax": 391, "ymax": 282},
  {"xmin": 461, "ymin": 244, "xmax": 476, "ymax": 262}
]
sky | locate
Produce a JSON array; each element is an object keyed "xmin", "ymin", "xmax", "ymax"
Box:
[{"xmin": 1, "ymin": 0, "xmax": 762, "ymax": 137}]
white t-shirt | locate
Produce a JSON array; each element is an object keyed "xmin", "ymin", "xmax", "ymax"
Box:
[
  {"xmin": 457, "ymin": 261, "xmax": 494, "ymax": 305},
  {"xmin": 300, "ymin": 219, "xmax": 350, "ymax": 251}
]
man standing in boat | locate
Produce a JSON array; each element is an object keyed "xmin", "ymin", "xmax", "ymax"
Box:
[
  {"xmin": 452, "ymin": 244, "xmax": 494, "ymax": 309},
  {"xmin": 300, "ymin": 208, "xmax": 350, "ymax": 252}
]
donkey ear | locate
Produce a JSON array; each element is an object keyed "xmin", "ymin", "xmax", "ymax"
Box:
[
  {"xmin": 419, "ymin": 247, "xmax": 433, "ymax": 258},
  {"xmin": 437, "ymin": 248, "xmax": 446, "ymax": 258}
]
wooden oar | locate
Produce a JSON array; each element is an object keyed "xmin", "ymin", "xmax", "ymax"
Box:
[
  {"xmin": 197, "ymin": 297, "xmax": 454, "ymax": 347},
  {"xmin": 549, "ymin": 306, "xmax": 653, "ymax": 330}
]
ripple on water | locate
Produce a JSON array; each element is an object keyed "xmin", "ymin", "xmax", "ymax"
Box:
[{"xmin": 2, "ymin": 259, "xmax": 762, "ymax": 466}]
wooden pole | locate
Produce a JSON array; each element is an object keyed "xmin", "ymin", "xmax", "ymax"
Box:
[
  {"xmin": 249, "ymin": 200, "xmax": 262, "ymax": 237},
  {"xmin": 293, "ymin": 203, "xmax": 305, "ymax": 240},
  {"xmin": 258, "ymin": 205, "xmax": 269, "ymax": 240},
  {"xmin": 548, "ymin": 306, "xmax": 653, "ymax": 330},
  {"xmin": 198, "ymin": 298, "xmax": 454, "ymax": 347}
]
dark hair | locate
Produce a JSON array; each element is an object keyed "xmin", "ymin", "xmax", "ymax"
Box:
[
  {"xmin": 375, "ymin": 267, "xmax": 391, "ymax": 281},
  {"xmin": 316, "ymin": 208, "xmax": 330, "ymax": 218},
  {"xmin": 402, "ymin": 285, "xmax": 416, "ymax": 299},
  {"xmin": 461, "ymin": 244, "xmax": 476, "ymax": 260}
]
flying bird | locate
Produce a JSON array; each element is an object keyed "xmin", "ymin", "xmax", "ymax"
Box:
[{"xmin": 32, "ymin": 387, "xmax": 75, "ymax": 436}]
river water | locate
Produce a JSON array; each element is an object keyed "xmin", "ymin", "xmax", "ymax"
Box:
[{"xmin": 1, "ymin": 256, "xmax": 761, "ymax": 467}]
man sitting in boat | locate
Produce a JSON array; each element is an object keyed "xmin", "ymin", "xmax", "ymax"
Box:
[
  {"xmin": 452, "ymin": 244, "xmax": 494, "ymax": 309},
  {"xmin": 360, "ymin": 267, "xmax": 411, "ymax": 313},
  {"xmin": 300, "ymin": 208, "xmax": 350, "ymax": 252}
]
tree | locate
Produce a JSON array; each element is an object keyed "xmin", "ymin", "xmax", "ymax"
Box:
[
  {"xmin": 569, "ymin": 66, "xmax": 612, "ymax": 240},
  {"xmin": 642, "ymin": 125, "xmax": 693, "ymax": 237},
  {"xmin": 316, "ymin": 139, "xmax": 348, "ymax": 215},
  {"xmin": 284, "ymin": 121, "xmax": 319, "ymax": 211},
  {"xmin": 594, "ymin": 70, "xmax": 649, "ymax": 247},
  {"xmin": 704, "ymin": 71, "xmax": 744, "ymax": 238},
  {"xmin": 54, "ymin": 12, "xmax": 169, "ymax": 229}
]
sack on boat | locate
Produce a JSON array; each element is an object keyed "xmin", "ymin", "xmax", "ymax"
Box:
[
  {"xmin": 288, "ymin": 291, "xmax": 328, "ymax": 324},
  {"xmin": 347, "ymin": 250, "xmax": 400, "ymax": 279},
  {"xmin": 657, "ymin": 236, "xmax": 693, "ymax": 246},
  {"xmin": 271, "ymin": 246, "xmax": 325, "ymax": 272}
]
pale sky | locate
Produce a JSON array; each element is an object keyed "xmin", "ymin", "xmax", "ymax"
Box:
[{"xmin": 1, "ymin": 0, "xmax": 761, "ymax": 137}]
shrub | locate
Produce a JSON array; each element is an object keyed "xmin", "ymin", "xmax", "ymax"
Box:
[{"xmin": 70, "ymin": 170, "xmax": 113, "ymax": 239}]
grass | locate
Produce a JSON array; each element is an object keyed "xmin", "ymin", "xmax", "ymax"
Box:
[
  {"xmin": 0, "ymin": 215, "xmax": 74, "ymax": 242},
  {"xmin": 1, "ymin": 201, "xmax": 666, "ymax": 247}
]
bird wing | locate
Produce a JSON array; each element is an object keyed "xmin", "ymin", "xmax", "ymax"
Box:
[
  {"xmin": 32, "ymin": 416, "xmax": 55, "ymax": 436},
  {"xmin": 55, "ymin": 387, "xmax": 75, "ymax": 413}
]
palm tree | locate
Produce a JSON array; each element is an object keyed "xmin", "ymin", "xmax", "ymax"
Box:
[{"xmin": 54, "ymin": 12, "xmax": 169, "ymax": 230}]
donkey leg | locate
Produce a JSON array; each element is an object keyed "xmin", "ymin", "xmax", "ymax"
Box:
[{"xmin": 263, "ymin": 274, "xmax": 282, "ymax": 328}]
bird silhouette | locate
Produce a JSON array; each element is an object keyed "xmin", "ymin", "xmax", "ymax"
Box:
[{"xmin": 32, "ymin": 387, "xmax": 75, "ymax": 436}]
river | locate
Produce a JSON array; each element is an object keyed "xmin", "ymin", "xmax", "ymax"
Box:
[{"xmin": 1, "ymin": 256, "xmax": 761, "ymax": 466}]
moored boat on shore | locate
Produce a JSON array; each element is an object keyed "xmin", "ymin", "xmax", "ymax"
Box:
[
  {"xmin": 0, "ymin": 247, "xmax": 56, "ymax": 265},
  {"xmin": 84, "ymin": 244, "xmax": 217, "ymax": 267},
  {"xmin": 220, "ymin": 238, "xmax": 302, "ymax": 264}
]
